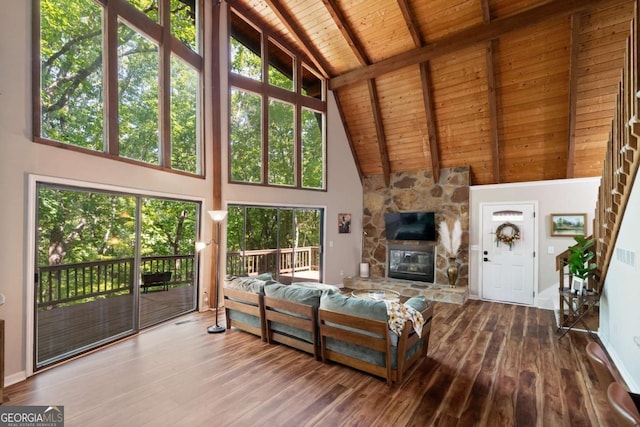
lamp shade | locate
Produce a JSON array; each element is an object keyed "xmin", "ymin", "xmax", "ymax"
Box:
[{"xmin": 208, "ymin": 210, "xmax": 228, "ymax": 222}]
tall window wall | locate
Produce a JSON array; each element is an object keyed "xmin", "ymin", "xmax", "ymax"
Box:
[
  {"xmin": 34, "ymin": 0, "xmax": 203, "ymax": 175},
  {"xmin": 228, "ymin": 10, "xmax": 326, "ymax": 190}
]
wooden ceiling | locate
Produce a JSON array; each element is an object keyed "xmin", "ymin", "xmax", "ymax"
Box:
[{"xmin": 228, "ymin": 0, "xmax": 634, "ymax": 185}]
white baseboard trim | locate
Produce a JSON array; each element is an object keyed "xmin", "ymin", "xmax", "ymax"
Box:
[{"xmin": 5, "ymin": 371, "xmax": 27, "ymax": 387}]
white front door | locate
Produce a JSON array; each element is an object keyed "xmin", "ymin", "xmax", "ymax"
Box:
[{"xmin": 481, "ymin": 203, "xmax": 536, "ymax": 305}]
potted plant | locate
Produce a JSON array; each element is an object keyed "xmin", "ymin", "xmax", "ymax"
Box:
[{"xmin": 567, "ymin": 235, "xmax": 597, "ymax": 293}]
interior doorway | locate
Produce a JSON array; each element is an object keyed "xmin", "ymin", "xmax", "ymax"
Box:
[{"xmin": 481, "ymin": 202, "xmax": 537, "ymax": 305}]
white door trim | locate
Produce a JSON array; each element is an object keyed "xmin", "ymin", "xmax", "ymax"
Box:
[{"xmin": 479, "ymin": 200, "xmax": 539, "ymax": 305}]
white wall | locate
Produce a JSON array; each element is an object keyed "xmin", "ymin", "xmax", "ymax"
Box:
[
  {"xmin": 0, "ymin": 0, "xmax": 361, "ymax": 384},
  {"xmin": 469, "ymin": 178, "xmax": 600, "ymax": 302},
  {"xmin": 599, "ymin": 171, "xmax": 640, "ymax": 391}
]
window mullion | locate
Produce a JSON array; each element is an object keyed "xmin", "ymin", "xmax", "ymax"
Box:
[
  {"xmin": 262, "ymin": 33, "xmax": 269, "ymax": 185},
  {"xmin": 295, "ymin": 61, "xmax": 302, "ymax": 187},
  {"xmin": 105, "ymin": 1, "xmax": 119, "ymax": 155},
  {"xmin": 160, "ymin": 0, "xmax": 171, "ymax": 168}
]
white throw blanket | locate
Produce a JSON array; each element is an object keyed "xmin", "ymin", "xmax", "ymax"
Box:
[{"xmin": 384, "ymin": 300, "xmax": 425, "ymax": 338}]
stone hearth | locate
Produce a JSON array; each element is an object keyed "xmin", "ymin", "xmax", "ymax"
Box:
[
  {"xmin": 343, "ymin": 276, "xmax": 468, "ymax": 305},
  {"xmin": 362, "ymin": 166, "xmax": 470, "ymax": 288}
]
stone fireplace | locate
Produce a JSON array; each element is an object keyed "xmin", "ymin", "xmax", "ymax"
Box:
[
  {"xmin": 361, "ymin": 166, "xmax": 469, "ymax": 288},
  {"xmin": 387, "ymin": 243, "xmax": 435, "ymax": 283}
]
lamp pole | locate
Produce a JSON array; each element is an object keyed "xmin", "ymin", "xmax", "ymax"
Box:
[{"xmin": 207, "ymin": 210, "xmax": 227, "ymax": 334}]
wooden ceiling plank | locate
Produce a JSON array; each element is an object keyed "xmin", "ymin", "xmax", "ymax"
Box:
[
  {"xmin": 419, "ymin": 62, "xmax": 441, "ymax": 184},
  {"xmin": 367, "ymin": 79, "xmax": 391, "ymax": 186},
  {"xmin": 322, "ymin": 0, "xmax": 370, "ymax": 65},
  {"xmin": 262, "ymin": 0, "xmax": 330, "ymax": 78},
  {"xmin": 567, "ymin": 12, "xmax": 583, "ymax": 178},
  {"xmin": 329, "ymin": 0, "xmax": 599, "ymax": 90}
]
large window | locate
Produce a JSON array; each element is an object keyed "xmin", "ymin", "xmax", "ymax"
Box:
[
  {"xmin": 35, "ymin": 0, "xmax": 203, "ymax": 175},
  {"xmin": 229, "ymin": 10, "xmax": 326, "ymax": 189},
  {"xmin": 226, "ymin": 205, "xmax": 323, "ymax": 283}
]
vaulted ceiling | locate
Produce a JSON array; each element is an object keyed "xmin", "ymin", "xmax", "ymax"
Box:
[{"xmin": 227, "ymin": 0, "xmax": 634, "ymax": 185}]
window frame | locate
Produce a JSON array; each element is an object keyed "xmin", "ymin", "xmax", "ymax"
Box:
[
  {"xmin": 32, "ymin": 0, "xmax": 205, "ymax": 177},
  {"xmin": 227, "ymin": 7, "xmax": 327, "ymax": 190}
]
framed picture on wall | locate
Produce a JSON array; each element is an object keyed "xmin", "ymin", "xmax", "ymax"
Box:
[
  {"xmin": 338, "ymin": 213, "xmax": 351, "ymax": 234},
  {"xmin": 550, "ymin": 213, "xmax": 587, "ymax": 237}
]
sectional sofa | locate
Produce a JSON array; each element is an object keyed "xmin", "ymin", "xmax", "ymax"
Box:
[{"xmin": 223, "ymin": 275, "xmax": 433, "ymax": 384}]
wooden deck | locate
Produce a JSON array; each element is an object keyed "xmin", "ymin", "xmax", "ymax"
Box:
[
  {"xmin": 8, "ymin": 298, "xmax": 621, "ymax": 426},
  {"xmin": 37, "ymin": 286, "xmax": 195, "ymax": 367}
]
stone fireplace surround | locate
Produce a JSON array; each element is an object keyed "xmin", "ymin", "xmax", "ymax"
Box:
[{"xmin": 355, "ymin": 167, "xmax": 470, "ymax": 304}]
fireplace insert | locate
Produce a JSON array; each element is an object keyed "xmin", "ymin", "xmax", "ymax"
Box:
[{"xmin": 387, "ymin": 243, "xmax": 435, "ymax": 283}]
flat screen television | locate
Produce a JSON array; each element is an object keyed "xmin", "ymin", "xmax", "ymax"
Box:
[{"xmin": 384, "ymin": 211, "xmax": 436, "ymax": 241}]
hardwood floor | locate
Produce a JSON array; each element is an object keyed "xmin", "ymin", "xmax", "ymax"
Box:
[{"xmin": 5, "ymin": 299, "xmax": 620, "ymax": 426}]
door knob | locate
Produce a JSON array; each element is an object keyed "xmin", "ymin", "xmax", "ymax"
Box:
[
  {"xmin": 483, "ymin": 257, "xmax": 490, "ymax": 262},
  {"xmin": 483, "ymin": 250, "xmax": 488, "ymax": 255}
]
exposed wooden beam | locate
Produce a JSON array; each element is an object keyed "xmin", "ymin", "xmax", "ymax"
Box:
[
  {"xmin": 485, "ymin": 39, "xmax": 500, "ymax": 184},
  {"xmin": 419, "ymin": 62, "xmax": 440, "ymax": 184},
  {"xmin": 396, "ymin": 0, "xmax": 423, "ymax": 47},
  {"xmin": 322, "ymin": 0, "xmax": 370, "ymax": 65},
  {"xmin": 566, "ymin": 12, "xmax": 582, "ymax": 178},
  {"xmin": 368, "ymin": 79, "xmax": 391, "ymax": 186},
  {"xmin": 333, "ymin": 90, "xmax": 364, "ymax": 185},
  {"xmin": 397, "ymin": 0, "xmax": 439, "ymax": 181},
  {"xmin": 480, "ymin": 0, "xmax": 491, "ymax": 23},
  {"xmin": 261, "ymin": 0, "xmax": 330, "ymax": 78},
  {"xmin": 329, "ymin": 0, "xmax": 599, "ymax": 90},
  {"xmin": 481, "ymin": 0, "xmax": 500, "ymax": 184}
]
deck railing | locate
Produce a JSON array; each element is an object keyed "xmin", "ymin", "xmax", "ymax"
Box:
[
  {"xmin": 37, "ymin": 248, "xmax": 319, "ymax": 308},
  {"xmin": 37, "ymin": 255, "xmax": 196, "ymax": 309},
  {"xmin": 226, "ymin": 246, "xmax": 320, "ymax": 277}
]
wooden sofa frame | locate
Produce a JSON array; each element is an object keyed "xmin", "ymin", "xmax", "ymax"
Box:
[
  {"xmin": 223, "ymin": 285, "xmax": 434, "ymax": 385},
  {"xmin": 263, "ymin": 295, "xmax": 319, "ymax": 359},
  {"xmin": 318, "ymin": 304, "xmax": 433, "ymax": 385}
]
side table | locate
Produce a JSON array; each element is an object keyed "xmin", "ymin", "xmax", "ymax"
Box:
[{"xmin": 558, "ymin": 288, "xmax": 599, "ymax": 339}]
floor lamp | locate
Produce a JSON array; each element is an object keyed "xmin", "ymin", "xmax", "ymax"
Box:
[{"xmin": 207, "ymin": 209, "xmax": 227, "ymax": 334}]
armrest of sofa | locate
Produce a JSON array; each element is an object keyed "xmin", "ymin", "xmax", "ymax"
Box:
[
  {"xmin": 395, "ymin": 303, "xmax": 433, "ymax": 382},
  {"xmin": 318, "ymin": 308, "xmax": 393, "ymax": 385},
  {"xmin": 223, "ymin": 286, "xmax": 266, "ymax": 341}
]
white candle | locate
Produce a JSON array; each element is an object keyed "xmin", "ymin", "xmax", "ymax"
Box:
[{"xmin": 360, "ymin": 263, "xmax": 370, "ymax": 278}]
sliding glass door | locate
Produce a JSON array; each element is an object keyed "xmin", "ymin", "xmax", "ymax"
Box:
[
  {"xmin": 226, "ymin": 204, "xmax": 323, "ymax": 283},
  {"xmin": 139, "ymin": 198, "xmax": 198, "ymax": 329},
  {"xmin": 34, "ymin": 183, "xmax": 199, "ymax": 369}
]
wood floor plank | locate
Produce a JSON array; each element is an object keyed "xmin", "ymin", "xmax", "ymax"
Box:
[{"xmin": 4, "ymin": 300, "xmax": 621, "ymax": 426}]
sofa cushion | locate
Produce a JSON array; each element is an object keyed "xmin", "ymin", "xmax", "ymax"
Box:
[
  {"xmin": 265, "ymin": 282, "xmax": 339, "ymax": 305},
  {"xmin": 263, "ymin": 282, "xmax": 338, "ymax": 346},
  {"xmin": 319, "ymin": 291, "xmax": 388, "ymax": 321},
  {"xmin": 224, "ymin": 275, "xmax": 270, "ymax": 295}
]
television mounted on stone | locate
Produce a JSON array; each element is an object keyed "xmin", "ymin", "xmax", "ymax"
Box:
[{"xmin": 384, "ymin": 211, "xmax": 436, "ymax": 241}]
